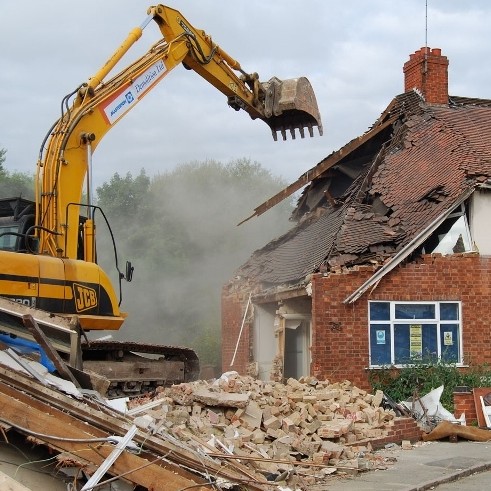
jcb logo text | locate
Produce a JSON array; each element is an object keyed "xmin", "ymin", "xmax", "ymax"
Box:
[{"xmin": 73, "ymin": 283, "xmax": 98, "ymax": 312}]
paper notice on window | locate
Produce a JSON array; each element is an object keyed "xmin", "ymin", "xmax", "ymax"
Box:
[
  {"xmin": 443, "ymin": 331, "xmax": 453, "ymax": 345},
  {"xmin": 410, "ymin": 324, "xmax": 422, "ymax": 359},
  {"xmin": 376, "ymin": 330, "xmax": 386, "ymax": 344}
]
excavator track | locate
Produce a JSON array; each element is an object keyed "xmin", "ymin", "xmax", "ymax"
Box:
[
  {"xmin": 0, "ymin": 298, "xmax": 200, "ymax": 399},
  {"xmin": 82, "ymin": 340, "xmax": 200, "ymax": 398}
]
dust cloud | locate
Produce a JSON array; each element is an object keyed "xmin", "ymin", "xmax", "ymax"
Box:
[{"xmin": 94, "ymin": 159, "xmax": 294, "ymax": 367}]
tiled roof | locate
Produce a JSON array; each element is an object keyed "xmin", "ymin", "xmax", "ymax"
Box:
[
  {"xmin": 237, "ymin": 206, "xmax": 345, "ymax": 284},
  {"xmin": 235, "ymin": 91, "xmax": 491, "ymax": 285}
]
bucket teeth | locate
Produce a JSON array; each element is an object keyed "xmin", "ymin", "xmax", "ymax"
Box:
[{"xmin": 271, "ymin": 122, "xmax": 321, "ymax": 141}]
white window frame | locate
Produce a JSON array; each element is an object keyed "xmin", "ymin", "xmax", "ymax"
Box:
[{"xmin": 368, "ymin": 300, "xmax": 463, "ymax": 367}]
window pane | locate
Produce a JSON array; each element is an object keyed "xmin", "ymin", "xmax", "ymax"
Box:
[
  {"xmin": 422, "ymin": 324, "xmax": 438, "ymax": 362},
  {"xmin": 370, "ymin": 324, "xmax": 391, "ymax": 365},
  {"xmin": 0, "ymin": 225, "xmax": 18, "ymax": 250},
  {"xmin": 395, "ymin": 303, "xmax": 435, "ymax": 320},
  {"xmin": 369, "ymin": 302, "xmax": 390, "ymax": 321},
  {"xmin": 440, "ymin": 303, "xmax": 459, "ymax": 321},
  {"xmin": 394, "ymin": 324, "xmax": 437, "ymax": 363},
  {"xmin": 440, "ymin": 324, "xmax": 460, "ymax": 362},
  {"xmin": 432, "ymin": 216, "xmax": 472, "ymax": 255},
  {"xmin": 394, "ymin": 325, "xmax": 410, "ymax": 364}
]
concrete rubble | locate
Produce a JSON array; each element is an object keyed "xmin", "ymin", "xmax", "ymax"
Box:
[
  {"xmin": 0, "ymin": 352, "xmax": 415, "ymax": 490},
  {"xmin": 124, "ymin": 371, "xmax": 400, "ymax": 487}
]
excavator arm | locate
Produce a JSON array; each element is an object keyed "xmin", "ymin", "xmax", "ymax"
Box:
[
  {"xmin": 0, "ymin": 4, "xmax": 322, "ymax": 394},
  {"xmin": 37, "ymin": 4, "xmax": 322, "ymax": 262}
]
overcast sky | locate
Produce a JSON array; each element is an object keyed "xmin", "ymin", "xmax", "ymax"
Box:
[{"xmin": 1, "ymin": 1, "xmax": 491, "ymax": 189}]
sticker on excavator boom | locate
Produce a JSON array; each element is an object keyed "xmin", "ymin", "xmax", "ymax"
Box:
[
  {"xmin": 73, "ymin": 283, "xmax": 98, "ymax": 312},
  {"xmin": 102, "ymin": 60, "xmax": 168, "ymax": 125}
]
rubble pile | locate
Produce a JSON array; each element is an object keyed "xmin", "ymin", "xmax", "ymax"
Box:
[{"xmin": 128, "ymin": 372, "xmax": 398, "ymax": 484}]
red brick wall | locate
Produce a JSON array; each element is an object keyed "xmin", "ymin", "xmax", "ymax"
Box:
[
  {"xmin": 453, "ymin": 391, "xmax": 477, "ymax": 425},
  {"xmin": 221, "ymin": 286, "xmax": 252, "ymax": 374},
  {"xmin": 312, "ymin": 254, "xmax": 491, "ymax": 390},
  {"xmin": 369, "ymin": 417, "xmax": 423, "ymax": 449},
  {"xmin": 311, "ymin": 266, "xmax": 374, "ymax": 389},
  {"xmin": 403, "ymin": 47, "xmax": 448, "ymax": 104}
]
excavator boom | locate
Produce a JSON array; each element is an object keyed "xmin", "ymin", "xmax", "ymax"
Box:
[{"xmin": 150, "ymin": 5, "xmax": 322, "ymax": 140}]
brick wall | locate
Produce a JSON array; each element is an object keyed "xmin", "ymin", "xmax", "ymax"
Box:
[
  {"xmin": 370, "ymin": 417, "xmax": 423, "ymax": 449},
  {"xmin": 312, "ymin": 254, "xmax": 491, "ymax": 390},
  {"xmin": 221, "ymin": 285, "xmax": 252, "ymax": 374},
  {"xmin": 453, "ymin": 390, "xmax": 477, "ymax": 425},
  {"xmin": 311, "ymin": 267, "xmax": 374, "ymax": 389}
]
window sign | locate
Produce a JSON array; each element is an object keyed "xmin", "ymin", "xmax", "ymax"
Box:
[
  {"xmin": 409, "ymin": 324, "xmax": 423, "ymax": 359},
  {"xmin": 376, "ymin": 330, "xmax": 386, "ymax": 344},
  {"xmin": 370, "ymin": 324, "xmax": 391, "ymax": 365},
  {"xmin": 443, "ymin": 331, "xmax": 453, "ymax": 345}
]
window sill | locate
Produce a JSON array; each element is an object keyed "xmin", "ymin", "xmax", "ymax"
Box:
[{"xmin": 366, "ymin": 364, "xmax": 468, "ymax": 370}]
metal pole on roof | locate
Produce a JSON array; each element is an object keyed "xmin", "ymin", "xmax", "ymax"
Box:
[{"xmin": 425, "ymin": 0, "xmax": 428, "ymax": 50}]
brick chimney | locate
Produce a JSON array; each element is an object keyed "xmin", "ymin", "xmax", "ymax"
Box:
[{"xmin": 403, "ymin": 47, "xmax": 449, "ymax": 104}]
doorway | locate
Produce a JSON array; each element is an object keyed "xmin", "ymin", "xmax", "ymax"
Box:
[{"xmin": 283, "ymin": 317, "xmax": 311, "ymax": 379}]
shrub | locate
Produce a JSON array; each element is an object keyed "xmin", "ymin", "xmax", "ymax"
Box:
[{"xmin": 368, "ymin": 356, "xmax": 491, "ymax": 412}]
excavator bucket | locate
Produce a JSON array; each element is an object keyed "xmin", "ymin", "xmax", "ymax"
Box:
[{"xmin": 262, "ymin": 77, "xmax": 323, "ymax": 141}]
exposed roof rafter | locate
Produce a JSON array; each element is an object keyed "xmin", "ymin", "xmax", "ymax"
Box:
[{"xmin": 238, "ymin": 115, "xmax": 399, "ymax": 225}]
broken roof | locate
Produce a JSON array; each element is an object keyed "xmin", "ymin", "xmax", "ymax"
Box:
[{"xmin": 236, "ymin": 90, "xmax": 491, "ymax": 286}]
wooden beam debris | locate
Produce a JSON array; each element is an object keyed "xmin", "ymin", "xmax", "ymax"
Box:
[
  {"xmin": 0, "ymin": 470, "xmax": 33, "ymax": 491},
  {"xmin": 22, "ymin": 314, "xmax": 80, "ymax": 387},
  {"xmin": 0, "ymin": 378, "xmax": 213, "ymax": 490},
  {"xmin": 0, "ymin": 346, "xmax": 415, "ymax": 490},
  {"xmin": 0, "ymin": 364, "xmax": 270, "ymax": 490}
]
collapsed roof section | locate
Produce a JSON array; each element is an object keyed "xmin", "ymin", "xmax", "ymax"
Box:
[{"xmin": 236, "ymin": 90, "xmax": 491, "ymax": 288}]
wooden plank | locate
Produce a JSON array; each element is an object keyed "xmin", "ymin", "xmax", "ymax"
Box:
[
  {"xmin": 0, "ymin": 297, "xmax": 76, "ymax": 355},
  {"xmin": 22, "ymin": 314, "xmax": 80, "ymax": 387},
  {"xmin": 472, "ymin": 387, "xmax": 491, "ymax": 427},
  {"xmin": 0, "ymin": 381, "xmax": 210, "ymax": 491},
  {"xmin": 0, "ymin": 471, "xmax": 32, "ymax": 491},
  {"xmin": 0, "ymin": 367, "xmax": 268, "ymax": 490}
]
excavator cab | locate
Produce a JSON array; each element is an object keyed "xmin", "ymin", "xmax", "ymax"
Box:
[{"xmin": 0, "ymin": 198, "xmax": 37, "ymax": 253}]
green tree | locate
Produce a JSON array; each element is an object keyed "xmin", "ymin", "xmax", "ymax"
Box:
[
  {"xmin": 0, "ymin": 148, "xmax": 34, "ymax": 199},
  {"xmin": 95, "ymin": 159, "xmax": 293, "ymax": 370},
  {"xmin": 0, "ymin": 148, "xmax": 6, "ymax": 175},
  {"xmin": 96, "ymin": 169, "xmax": 150, "ymax": 219}
]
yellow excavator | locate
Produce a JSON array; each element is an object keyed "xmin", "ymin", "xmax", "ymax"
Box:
[{"xmin": 0, "ymin": 5, "xmax": 322, "ymax": 397}]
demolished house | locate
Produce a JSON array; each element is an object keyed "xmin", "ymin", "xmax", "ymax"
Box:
[{"xmin": 222, "ymin": 47, "xmax": 491, "ymax": 389}]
